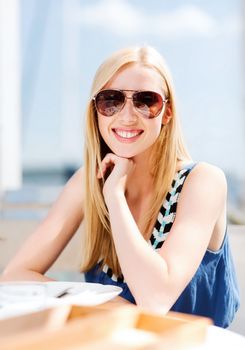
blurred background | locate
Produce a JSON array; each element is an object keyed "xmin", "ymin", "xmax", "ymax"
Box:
[
  {"xmin": 0, "ymin": 0, "xmax": 245, "ymax": 334},
  {"xmin": 1, "ymin": 0, "xmax": 244, "ymax": 222}
]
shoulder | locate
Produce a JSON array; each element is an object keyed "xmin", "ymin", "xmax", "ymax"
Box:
[
  {"xmin": 189, "ymin": 162, "xmax": 227, "ymax": 190},
  {"xmin": 56, "ymin": 165, "xmax": 85, "ymax": 206},
  {"xmin": 66, "ymin": 165, "xmax": 84, "ymax": 186},
  {"xmin": 174, "ymin": 162, "xmax": 227, "ymax": 229},
  {"xmin": 181, "ymin": 162, "xmax": 227, "ymax": 205}
]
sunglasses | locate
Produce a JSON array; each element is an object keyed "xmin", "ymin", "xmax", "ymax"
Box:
[{"xmin": 93, "ymin": 89, "xmax": 167, "ymax": 119}]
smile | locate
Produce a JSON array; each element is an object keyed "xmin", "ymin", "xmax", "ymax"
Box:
[{"xmin": 112, "ymin": 128, "xmax": 143, "ymax": 139}]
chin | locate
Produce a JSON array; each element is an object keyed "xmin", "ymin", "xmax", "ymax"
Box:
[
  {"xmin": 115, "ymin": 152, "xmax": 135, "ymax": 159},
  {"xmin": 112, "ymin": 148, "xmax": 138, "ymax": 159}
]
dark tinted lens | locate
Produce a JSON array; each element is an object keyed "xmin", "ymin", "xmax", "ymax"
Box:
[
  {"xmin": 95, "ymin": 90, "xmax": 125, "ymax": 116},
  {"xmin": 133, "ymin": 91, "xmax": 163, "ymax": 118}
]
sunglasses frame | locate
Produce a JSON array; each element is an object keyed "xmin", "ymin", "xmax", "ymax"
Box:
[{"xmin": 92, "ymin": 89, "xmax": 168, "ymax": 119}]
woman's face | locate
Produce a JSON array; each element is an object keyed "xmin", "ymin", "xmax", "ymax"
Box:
[{"xmin": 97, "ymin": 64, "xmax": 170, "ymax": 159}]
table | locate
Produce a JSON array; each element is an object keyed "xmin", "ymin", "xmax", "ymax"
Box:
[
  {"xmin": 1, "ymin": 295, "xmax": 245, "ymax": 349},
  {"xmin": 88, "ymin": 297, "xmax": 245, "ymax": 349},
  {"xmin": 196, "ymin": 325, "xmax": 245, "ymax": 349}
]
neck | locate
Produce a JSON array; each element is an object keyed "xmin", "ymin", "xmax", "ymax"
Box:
[
  {"xmin": 125, "ymin": 151, "xmax": 190, "ymax": 202},
  {"xmin": 125, "ymin": 150, "xmax": 154, "ymax": 202}
]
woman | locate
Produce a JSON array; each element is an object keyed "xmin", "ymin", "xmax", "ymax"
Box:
[{"xmin": 2, "ymin": 46, "xmax": 239, "ymax": 327}]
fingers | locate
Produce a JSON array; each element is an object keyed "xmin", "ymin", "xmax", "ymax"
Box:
[
  {"xmin": 97, "ymin": 153, "xmax": 117, "ymax": 179},
  {"xmin": 97, "ymin": 153, "xmax": 134, "ymax": 179}
]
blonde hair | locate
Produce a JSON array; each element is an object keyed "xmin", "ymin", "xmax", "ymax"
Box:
[{"xmin": 81, "ymin": 46, "xmax": 191, "ymax": 276}]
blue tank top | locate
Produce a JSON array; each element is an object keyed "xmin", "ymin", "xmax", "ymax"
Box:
[{"xmin": 85, "ymin": 164, "xmax": 240, "ymax": 328}]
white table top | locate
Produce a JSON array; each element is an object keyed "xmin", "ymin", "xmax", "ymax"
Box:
[{"xmin": 197, "ymin": 325, "xmax": 245, "ymax": 349}]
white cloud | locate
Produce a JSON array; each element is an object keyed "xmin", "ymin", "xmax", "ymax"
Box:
[
  {"xmin": 72, "ymin": 0, "xmax": 241, "ymax": 39},
  {"xmin": 152, "ymin": 5, "xmax": 218, "ymax": 38},
  {"xmin": 75, "ymin": 0, "xmax": 142, "ymax": 36}
]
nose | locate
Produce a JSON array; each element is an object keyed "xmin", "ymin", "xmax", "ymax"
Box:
[{"xmin": 117, "ymin": 97, "xmax": 138, "ymax": 124}]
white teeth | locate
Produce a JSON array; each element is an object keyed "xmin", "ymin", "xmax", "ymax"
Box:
[{"xmin": 115, "ymin": 130, "xmax": 141, "ymax": 139}]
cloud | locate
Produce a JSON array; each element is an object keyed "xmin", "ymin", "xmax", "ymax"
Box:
[
  {"xmin": 71, "ymin": 0, "xmax": 241, "ymax": 39},
  {"xmin": 153, "ymin": 5, "xmax": 218, "ymax": 38},
  {"xmin": 74, "ymin": 0, "xmax": 142, "ymax": 36}
]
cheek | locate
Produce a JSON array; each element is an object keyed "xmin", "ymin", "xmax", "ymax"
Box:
[
  {"xmin": 97, "ymin": 116, "xmax": 116, "ymax": 153},
  {"xmin": 98, "ymin": 116, "xmax": 108, "ymax": 140},
  {"xmin": 151, "ymin": 119, "xmax": 163, "ymax": 137}
]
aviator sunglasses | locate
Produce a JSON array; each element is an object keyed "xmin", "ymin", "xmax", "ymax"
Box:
[{"xmin": 93, "ymin": 89, "xmax": 168, "ymax": 119}]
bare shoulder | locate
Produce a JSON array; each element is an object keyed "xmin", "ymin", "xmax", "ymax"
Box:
[
  {"xmin": 47, "ymin": 165, "xmax": 85, "ymax": 225},
  {"xmin": 189, "ymin": 162, "xmax": 227, "ymax": 191},
  {"xmin": 61, "ymin": 166, "xmax": 85, "ymax": 200},
  {"xmin": 176, "ymin": 161, "xmax": 227, "ymax": 216},
  {"xmin": 57, "ymin": 166, "xmax": 84, "ymax": 202},
  {"xmin": 174, "ymin": 162, "xmax": 227, "ymax": 235},
  {"xmin": 67, "ymin": 165, "xmax": 84, "ymax": 184}
]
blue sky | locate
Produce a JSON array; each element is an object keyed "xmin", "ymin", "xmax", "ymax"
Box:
[{"xmin": 21, "ymin": 0, "xmax": 244, "ymax": 177}]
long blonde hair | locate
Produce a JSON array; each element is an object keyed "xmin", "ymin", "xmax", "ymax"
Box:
[{"xmin": 81, "ymin": 46, "xmax": 191, "ymax": 276}]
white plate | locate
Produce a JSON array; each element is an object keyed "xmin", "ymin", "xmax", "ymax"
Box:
[
  {"xmin": 44, "ymin": 281, "xmax": 122, "ymax": 306},
  {"xmin": 0, "ymin": 281, "xmax": 122, "ymax": 320}
]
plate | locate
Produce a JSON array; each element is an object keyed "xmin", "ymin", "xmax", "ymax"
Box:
[
  {"xmin": 44, "ymin": 281, "xmax": 122, "ymax": 306},
  {"xmin": 0, "ymin": 281, "xmax": 122, "ymax": 320}
]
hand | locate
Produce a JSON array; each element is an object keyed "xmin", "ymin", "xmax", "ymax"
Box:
[{"xmin": 97, "ymin": 153, "xmax": 135, "ymax": 204}]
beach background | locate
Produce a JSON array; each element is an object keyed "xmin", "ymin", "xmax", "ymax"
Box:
[{"xmin": 0, "ymin": 0, "xmax": 244, "ymax": 336}]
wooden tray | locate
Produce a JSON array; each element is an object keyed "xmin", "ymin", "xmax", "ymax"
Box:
[{"xmin": 1, "ymin": 304, "xmax": 212, "ymax": 350}]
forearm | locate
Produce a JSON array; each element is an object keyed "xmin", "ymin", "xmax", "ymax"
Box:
[
  {"xmin": 1, "ymin": 268, "xmax": 55, "ymax": 282},
  {"xmin": 107, "ymin": 193, "xmax": 171, "ymax": 312}
]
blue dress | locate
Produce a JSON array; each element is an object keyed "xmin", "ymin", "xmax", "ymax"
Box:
[{"xmin": 85, "ymin": 164, "xmax": 240, "ymax": 328}]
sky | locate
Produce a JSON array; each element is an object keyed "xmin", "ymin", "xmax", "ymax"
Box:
[{"xmin": 21, "ymin": 0, "xmax": 245, "ymax": 177}]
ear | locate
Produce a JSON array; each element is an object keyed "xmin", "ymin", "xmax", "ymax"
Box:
[{"xmin": 162, "ymin": 104, "xmax": 172, "ymax": 125}]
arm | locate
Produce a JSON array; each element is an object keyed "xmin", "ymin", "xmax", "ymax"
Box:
[
  {"xmin": 1, "ymin": 167, "xmax": 85, "ymax": 282},
  {"xmin": 100, "ymin": 155, "xmax": 226, "ymax": 312}
]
